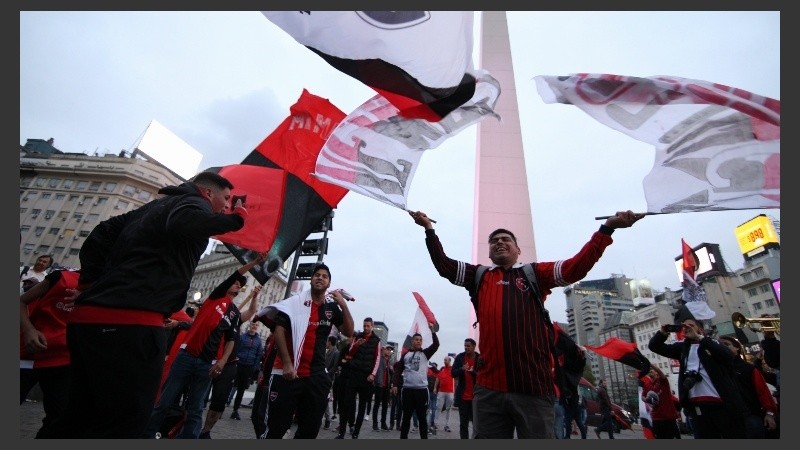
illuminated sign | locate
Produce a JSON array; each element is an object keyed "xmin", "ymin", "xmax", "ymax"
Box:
[
  {"xmin": 772, "ymin": 278, "xmax": 780, "ymax": 304},
  {"xmin": 734, "ymin": 215, "xmax": 779, "ymax": 256}
]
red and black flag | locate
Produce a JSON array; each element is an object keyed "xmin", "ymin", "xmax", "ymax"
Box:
[
  {"xmin": 263, "ymin": 11, "xmax": 477, "ymax": 122},
  {"xmin": 212, "ymin": 89, "xmax": 349, "ymax": 284},
  {"xmin": 585, "ymin": 337, "xmax": 651, "ymax": 373}
]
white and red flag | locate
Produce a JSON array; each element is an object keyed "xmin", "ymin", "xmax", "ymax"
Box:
[
  {"xmin": 680, "ymin": 238, "xmax": 715, "ymax": 320},
  {"xmin": 534, "ymin": 74, "xmax": 780, "ymax": 213},
  {"xmin": 263, "ymin": 11, "xmax": 477, "ymax": 122},
  {"xmin": 400, "ymin": 292, "xmax": 439, "ymax": 357},
  {"xmin": 313, "ymin": 70, "xmax": 500, "ymax": 210}
]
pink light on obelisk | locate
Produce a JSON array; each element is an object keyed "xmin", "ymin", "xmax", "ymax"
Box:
[{"xmin": 469, "ymin": 11, "xmax": 537, "ymax": 348}]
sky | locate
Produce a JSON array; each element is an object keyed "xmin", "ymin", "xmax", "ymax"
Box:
[{"xmin": 19, "ymin": 11, "xmax": 780, "ymax": 362}]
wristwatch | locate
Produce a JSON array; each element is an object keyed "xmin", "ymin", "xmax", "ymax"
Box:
[{"xmin": 765, "ymin": 411, "xmax": 775, "ymax": 416}]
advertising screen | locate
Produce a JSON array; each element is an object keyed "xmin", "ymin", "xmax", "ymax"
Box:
[
  {"xmin": 734, "ymin": 215, "xmax": 779, "ymax": 256},
  {"xmin": 772, "ymin": 278, "xmax": 780, "ymax": 304}
]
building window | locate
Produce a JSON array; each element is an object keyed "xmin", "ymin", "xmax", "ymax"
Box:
[
  {"xmin": 24, "ymin": 243, "xmax": 35, "ymax": 253},
  {"xmin": 57, "ymin": 211, "xmax": 69, "ymax": 221},
  {"xmin": 89, "ymin": 181, "xmax": 101, "ymax": 192},
  {"xmin": 122, "ymin": 184, "xmax": 136, "ymax": 196},
  {"xmin": 49, "ymin": 228, "xmax": 60, "ymax": 236},
  {"xmin": 72, "ymin": 213, "xmax": 84, "ymax": 221},
  {"xmin": 55, "ymin": 193, "xmax": 66, "ymax": 201},
  {"xmin": 34, "ymin": 227, "xmax": 45, "ymax": 236},
  {"xmin": 35, "ymin": 178, "xmax": 48, "ymax": 187},
  {"xmin": 753, "ymin": 302, "xmax": 763, "ymax": 311},
  {"xmin": 20, "ymin": 177, "xmax": 34, "ymax": 187},
  {"xmin": 76, "ymin": 180, "xmax": 89, "ymax": 190},
  {"xmin": 104, "ymin": 182, "xmax": 117, "ymax": 192},
  {"xmin": 48, "ymin": 178, "xmax": 61, "ymax": 188},
  {"xmin": 82, "ymin": 196, "xmax": 94, "ymax": 204},
  {"xmin": 79, "ymin": 230, "xmax": 91, "ymax": 237},
  {"xmin": 759, "ymin": 285, "xmax": 770, "ymax": 294},
  {"xmin": 741, "ymin": 272, "xmax": 752, "ymax": 282},
  {"xmin": 41, "ymin": 192, "xmax": 52, "ymax": 199},
  {"xmin": 747, "ymin": 288, "xmax": 758, "ymax": 297},
  {"xmin": 68, "ymin": 195, "xmax": 79, "ymax": 202},
  {"xmin": 138, "ymin": 190, "xmax": 152, "ymax": 202},
  {"xmin": 765, "ymin": 299, "xmax": 776, "ymax": 308},
  {"xmin": 753, "ymin": 267, "xmax": 765, "ymax": 278},
  {"xmin": 20, "ymin": 225, "xmax": 31, "ymax": 234},
  {"xmin": 31, "ymin": 208, "xmax": 42, "ymax": 216},
  {"xmin": 96, "ymin": 197, "xmax": 108, "ymax": 205},
  {"xmin": 117, "ymin": 200, "xmax": 130, "ymax": 210},
  {"xmin": 52, "ymin": 246, "xmax": 65, "ymax": 256},
  {"xmin": 45, "ymin": 210, "xmax": 55, "ymax": 219},
  {"xmin": 20, "ymin": 208, "xmax": 28, "ymax": 214},
  {"xmin": 62, "ymin": 179, "xmax": 74, "ymax": 189},
  {"xmin": 25, "ymin": 192, "xmax": 38, "ymax": 201},
  {"xmin": 87, "ymin": 213, "xmax": 100, "ymax": 222},
  {"xmin": 68, "ymin": 248, "xmax": 80, "ymax": 256},
  {"xmin": 36, "ymin": 245, "xmax": 49, "ymax": 254}
]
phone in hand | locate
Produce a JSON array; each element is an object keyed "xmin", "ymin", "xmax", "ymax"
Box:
[{"xmin": 665, "ymin": 324, "xmax": 683, "ymax": 333}]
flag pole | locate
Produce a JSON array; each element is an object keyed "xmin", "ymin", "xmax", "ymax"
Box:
[
  {"xmin": 405, "ymin": 209, "xmax": 437, "ymax": 223},
  {"xmin": 595, "ymin": 212, "xmax": 659, "ymax": 220}
]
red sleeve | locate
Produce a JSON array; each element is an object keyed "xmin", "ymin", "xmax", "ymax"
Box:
[
  {"xmin": 534, "ymin": 230, "xmax": 613, "ymax": 297},
  {"xmin": 752, "ymin": 368, "xmax": 778, "ymax": 414}
]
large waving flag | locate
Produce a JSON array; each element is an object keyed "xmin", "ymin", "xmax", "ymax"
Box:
[
  {"xmin": 217, "ymin": 90, "xmax": 349, "ymax": 285},
  {"xmin": 400, "ymin": 292, "xmax": 439, "ymax": 356},
  {"xmin": 679, "ymin": 238, "xmax": 716, "ymax": 321},
  {"xmin": 211, "ymin": 164, "xmax": 286, "ymax": 253},
  {"xmin": 313, "ymin": 70, "xmax": 500, "ymax": 210},
  {"xmin": 534, "ymin": 74, "xmax": 780, "ymax": 213},
  {"xmin": 585, "ymin": 337, "xmax": 651, "ymax": 373},
  {"xmin": 263, "ymin": 11, "xmax": 477, "ymax": 122}
]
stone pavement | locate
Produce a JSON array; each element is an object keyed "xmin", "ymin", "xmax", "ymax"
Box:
[{"xmin": 20, "ymin": 397, "xmax": 649, "ymax": 439}]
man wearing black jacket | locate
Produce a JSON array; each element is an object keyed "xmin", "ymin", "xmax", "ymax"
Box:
[
  {"xmin": 451, "ymin": 338, "xmax": 479, "ymax": 439},
  {"xmin": 57, "ymin": 171, "xmax": 246, "ymax": 438},
  {"xmin": 336, "ymin": 317, "xmax": 382, "ymax": 439},
  {"xmin": 649, "ymin": 318, "xmax": 747, "ymax": 438}
]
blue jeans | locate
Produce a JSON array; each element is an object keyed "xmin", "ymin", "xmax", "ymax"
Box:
[
  {"xmin": 429, "ymin": 390, "xmax": 438, "ymax": 426},
  {"xmin": 143, "ymin": 349, "xmax": 214, "ymax": 438},
  {"xmin": 554, "ymin": 401, "xmax": 565, "ymax": 438}
]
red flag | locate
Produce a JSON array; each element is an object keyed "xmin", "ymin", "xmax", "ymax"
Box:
[
  {"xmin": 585, "ymin": 337, "xmax": 650, "ymax": 372},
  {"xmin": 681, "ymin": 238, "xmax": 698, "ymax": 281},
  {"xmin": 221, "ymin": 90, "xmax": 348, "ymax": 284},
  {"xmin": 401, "ymin": 292, "xmax": 439, "ymax": 356},
  {"xmin": 212, "ymin": 164, "xmax": 286, "ymax": 252}
]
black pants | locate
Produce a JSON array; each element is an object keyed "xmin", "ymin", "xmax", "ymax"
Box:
[
  {"xmin": 401, "ymin": 388, "xmax": 430, "ymax": 439},
  {"xmin": 207, "ymin": 363, "xmax": 237, "ymax": 412},
  {"xmin": 20, "ymin": 366, "xmax": 71, "ymax": 438},
  {"xmin": 57, "ymin": 323, "xmax": 165, "ymax": 438},
  {"xmin": 458, "ymin": 399, "xmax": 474, "ymax": 439},
  {"xmin": 596, "ymin": 410, "xmax": 615, "ymax": 438},
  {"xmin": 250, "ymin": 383, "xmax": 269, "ymax": 438},
  {"xmin": 652, "ymin": 419, "xmax": 681, "ymax": 439},
  {"xmin": 264, "ymin": 372, "xmax": 331, "ymax": 439},
  {"xmin": 372, "ymin": 386, "xmax": 391, "ymax": 427},
  {"xmin": 338, "ymin": 380, "xmax": 374, "ymax": 436},
  {"xmin": 231, "ymin": 363, "xmax": 257, "ymax": 411}
]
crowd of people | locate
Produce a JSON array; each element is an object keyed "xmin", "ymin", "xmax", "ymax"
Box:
[{"xmin": 19, "ymin": 171, "xmax": 780, "ymax": 440}]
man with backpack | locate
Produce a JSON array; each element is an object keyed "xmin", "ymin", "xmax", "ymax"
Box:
[{"xmin": 408, "ymin": 209, "xmax": 644, "ymax": 438}]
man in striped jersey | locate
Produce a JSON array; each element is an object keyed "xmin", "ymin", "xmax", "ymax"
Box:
[{"xmin": 409, "ymin": 209, "xmax": 643, "ymax": 438}]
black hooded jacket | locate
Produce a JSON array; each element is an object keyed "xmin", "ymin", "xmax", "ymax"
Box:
[{"xmin": 75, "ymin": 181, "xmax": 245, "ymax": 316}]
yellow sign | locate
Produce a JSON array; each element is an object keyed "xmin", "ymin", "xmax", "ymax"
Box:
[{"xmin": 734, "ymin": 215, "xmax": 779, "ymax": 255}]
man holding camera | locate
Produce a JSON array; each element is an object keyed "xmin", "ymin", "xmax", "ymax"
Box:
[{"xmin": 648, "ymin": 318, "xmax": 747, "ymax": 438}]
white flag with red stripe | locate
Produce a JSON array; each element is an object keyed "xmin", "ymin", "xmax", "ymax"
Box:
[
  {"xmin": 313, "ymin": 70, "xmax": 500, "ymax": 209},
  {"xmin": 534, "ymin": 74, "xmax": 780, "ymax": 213}
]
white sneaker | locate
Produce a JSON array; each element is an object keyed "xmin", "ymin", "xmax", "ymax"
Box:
[{"xmin": 411, "ymin": 427, "xmax": 417, "ymax": 433}]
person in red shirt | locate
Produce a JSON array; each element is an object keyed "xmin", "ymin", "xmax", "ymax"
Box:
[
  {"xmin": 451, "ymin": 338, "xmax": 479, "ymax": 439},
  {"xmin": 410, "ymin": 209, "xmax": 644, "ymax": 438},
  {"xmin": 20, "ymin": 268, "xmax": 79, "ymax": 438},
  {"xmin": 435, "ymin": 356, "xmax": 455, "ymax": 432},
  {"xmin": 641, "ymin": 365, "xmax": 682, "ymax": 438}
]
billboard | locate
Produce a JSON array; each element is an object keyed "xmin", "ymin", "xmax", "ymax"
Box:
[
  {"xmin": 771, "ymin": 278, "xmax": 780, "ymax": 304},
  {"xmin": 734, "ymin": 214, "xmax": 779, "ymax": 257},
  {"xmin": 674, "ymin": 243, "xmax": 726, "ymax": 283}
]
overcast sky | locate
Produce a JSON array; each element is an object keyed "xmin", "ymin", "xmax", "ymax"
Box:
[{"xmin": 20, "ymin": 11, "xmax": 780, "ymax": 361}]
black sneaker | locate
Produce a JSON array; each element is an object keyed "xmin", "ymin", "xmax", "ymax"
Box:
[
  {"xmin": 199, "ymin": 431, "xmax": 211, "ymax": 439},
  {"xmin": 230, "ymin": 411, "xmax": 241, "ymax": 420},
  {"xmin": 334, "ymin": 433, "xmax": 345, "ymax": 439},
  {"xmin": 351, "ymin": 433, "xmax": 359, "ymax": 439},
  {"xmin": 381, "ymin": 424, "xmax": 390, "ymax": 431},
  {"xmin": 323, "ymin": 421, "xmax": 330, "ymax": 430},
  {"xmin": 373, "ymin": 425, "xmax": 379, "ymax": 431}
]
